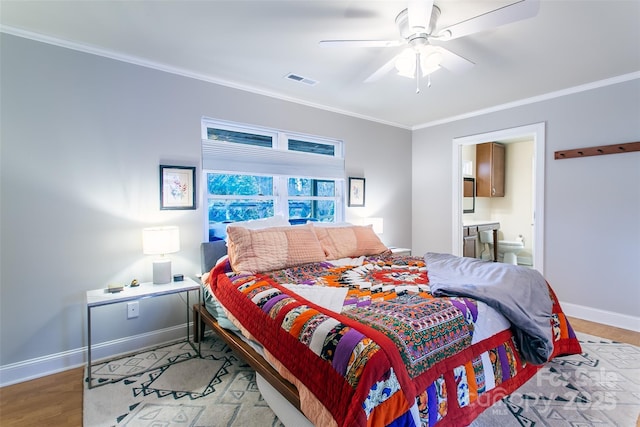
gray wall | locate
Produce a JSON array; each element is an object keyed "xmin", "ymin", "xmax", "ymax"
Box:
[
  {"xmin": 2, "ymin": 32, "xmax": 638, "ymax": 384},
  {"xmin": 412, "ymin": 78, "xmax": 640, "ymax": 325},
  {"xmin": 0, "ymin": 34, "xmax": 412, "ymax": 380}
]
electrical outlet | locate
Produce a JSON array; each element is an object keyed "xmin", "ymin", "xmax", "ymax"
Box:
[{"xmin": 127, "ymin": 302, "xmax": 139, "ymax": 319}]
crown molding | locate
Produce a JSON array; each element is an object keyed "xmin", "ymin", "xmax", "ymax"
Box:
[
  {"xmin": 413, "ymin": 71, "xmax": 640, "ymax": 130},
  {"xmin": 0, "ymin": 25, "xmax": 410, "ymax": 130},
  {"xmin": 2, "ymin": 25, "xmax": 636, "ymax": 132}
]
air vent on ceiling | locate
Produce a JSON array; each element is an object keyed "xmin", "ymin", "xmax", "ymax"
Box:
[{"xmin": 284, "ymin": 73, "xmax": 318, "ymax": 86}]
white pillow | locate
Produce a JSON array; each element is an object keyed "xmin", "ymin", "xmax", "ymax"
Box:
[
  {"xmin": 222, "ymin": 215, "xmax": 291, "ymax": 241},
  {"xmin": 231, "ymin": 214, "xmax": 290, "ymax": 230},
  {"xmin": 307, "ymin": 221, "xmax": 353, "ymax": 227}
]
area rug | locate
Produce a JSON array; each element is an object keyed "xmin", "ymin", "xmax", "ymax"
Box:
[
  {"xmin": 84, "ymin": 332, "xmax": 640, "ymax": 426},
  {"xmin": 84, "ymin": 336, "xmax": 283, "ymax": 427},
  {"xmin": 472, "ymin": 333, "xmax": 640, "ymax": 426}
]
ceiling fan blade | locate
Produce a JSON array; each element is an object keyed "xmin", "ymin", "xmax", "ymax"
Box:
[
  {"xmin": 319, "ymin": 39, "xmax": 403, "ymax": 48},
  {"xmin": 433, "ymin": 46, "xmax": 474, "ymax": 74},
  {"xmin": 408, "ymin": 0, "xmax": 434, "ymax": 32},
  {"xmin": 435, "ymin": 0, "xmax": 540, "ymax": 41},
  {"xmin": 364, "ymin": 54, "xmax": 400, "ymax": 83}
]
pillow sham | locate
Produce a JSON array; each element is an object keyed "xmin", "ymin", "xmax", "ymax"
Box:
[
  {"xmin": 306, "ymin": 221, "xmax": 353, "ymax": 227},
  {"xmin": 231, "ymin": 214, "xmax": 290, "ymax": 230},
  {"xmin": 222, "ymin": 215, "xmax": 291, "ymax": 241},
  {"xmin": 226, "ymin": 224, "xmax": 326, "ymax": 273},
  {"xmin": 310, "ymin": 224, "xmax": 389, "ymax": 259}
]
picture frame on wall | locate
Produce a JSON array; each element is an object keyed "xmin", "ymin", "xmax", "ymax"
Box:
[
  {"xmin": 348, "ymin": 177, "xmax": 365, "ymax": 207},
  {"xmin": 160, "ymin": 165, "xmax": 196, "ymax": 210}
]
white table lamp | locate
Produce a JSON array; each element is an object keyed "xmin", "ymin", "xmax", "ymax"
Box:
[{"xmin": 142, "ymin": 226, "xmax": 180, "ymax": 284}]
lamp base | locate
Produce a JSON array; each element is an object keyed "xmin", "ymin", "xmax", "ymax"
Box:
[{"xmin": 152, "ymin": 258, "xmax": 172, "ymax": 284}]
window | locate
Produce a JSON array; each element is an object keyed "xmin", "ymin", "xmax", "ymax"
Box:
[
  {"xmin": 287, "ymin": 177, "xmax": 336, "ymax": 225},
  {"xmin": 288, "ymin": 139, "xmax": 335, "ymax": 156},
  {"xmin": 202, "ymin": 119, "xmax": 345, "ymax": 241},
  {"xmin": 207, "ymin": 128, "xmax": 272, "ymax": 148}
]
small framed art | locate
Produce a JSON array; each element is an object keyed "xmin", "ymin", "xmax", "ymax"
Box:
[
  {"xmin": 160, "ymin": 165, "xmax": 196, "ymax": 210},
  {"xmin": 348, "ymin": 177, "xmax": 365, "ymax": 207}
]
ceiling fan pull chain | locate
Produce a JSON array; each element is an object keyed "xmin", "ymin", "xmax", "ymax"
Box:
[
  {"xmin": 428, "ymin": 74, "xmax": 432, "ymax": 88},
  {"xmin": 415, "ymin": 52, "xmax": 421, "ymax": 93}
]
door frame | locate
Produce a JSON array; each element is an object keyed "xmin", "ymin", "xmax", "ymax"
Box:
[{"xmin": 451, "ymin": 122, "xmax": 546, "ymax": 273}]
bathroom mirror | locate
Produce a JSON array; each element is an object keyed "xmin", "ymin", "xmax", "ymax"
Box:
[{"xmin": 463, "ymin": 177, "xmax": 475, "ymax": 213}]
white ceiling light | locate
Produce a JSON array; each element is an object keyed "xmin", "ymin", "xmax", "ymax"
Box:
[
  {"xmin": 395, "ymin": 46, "xmax": 443, "ymax": 78},
  {"xmin": 395, "ymin": 48, "xmax": 418, "ymax": 78},
  {"xmin": 394, "ymin": 46, "xmax": 443, "ymax": 92}
]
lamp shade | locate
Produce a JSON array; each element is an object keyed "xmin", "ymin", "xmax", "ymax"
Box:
[{"xmin": 142, "ymin": 226, "xmax": 180, "ymax": 255}]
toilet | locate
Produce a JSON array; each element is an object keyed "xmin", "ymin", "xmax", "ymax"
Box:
[{"xmin": 479, "ymin": 231, "xmax": 525, "ymax": 265}]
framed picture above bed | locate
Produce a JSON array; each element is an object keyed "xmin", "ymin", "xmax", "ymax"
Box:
[
  {"xmin": 348, "ymin": 177, "xmax": 365, "ymax": 207},
  {"xmin": 160, "ymin": 165, "xmax": 196, "ymax": 210}
]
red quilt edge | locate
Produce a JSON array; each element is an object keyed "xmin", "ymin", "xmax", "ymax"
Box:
[
  {"xmin": 212, "ymin": 271, "xmax": 409, "ymax": 427},
  {"xmin": 429, "ymin": 331, "xmax": 582, "ymax": 427},
  {"xmin": 208, "ymin": 267, "xmax": 584, "ymax": 427}
]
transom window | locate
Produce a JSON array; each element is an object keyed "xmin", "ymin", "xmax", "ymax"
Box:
[
  {"xmin": 201, "ymin": 118, "xmax": 345, "ymax": 241},
  {"xmin": 207, "ymin": 128, "xmax": 272, "ymax": 148}
]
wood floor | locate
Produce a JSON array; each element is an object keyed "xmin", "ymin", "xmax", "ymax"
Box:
[
  {"xmin": 0, "ymin": 317, "xmax": 638, "ymax": 426},
  {"xmin": 0, "ymin": 366, "xmax": 83, "ymax": 426}
]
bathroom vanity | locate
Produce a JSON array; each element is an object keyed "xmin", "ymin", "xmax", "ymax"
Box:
[{"xmin": 463, "ymin": 221, "xmax": 500, "ymax": 261}]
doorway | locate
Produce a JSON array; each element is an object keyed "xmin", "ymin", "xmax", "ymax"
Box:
[{"xmin": 451, "ymin": 123, "xmax": 546, "ymax": 273}]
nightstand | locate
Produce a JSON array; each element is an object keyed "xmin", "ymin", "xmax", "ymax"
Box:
[
  {"xmin": 389, "ymin": 247, "xmax": 412, "ymax": 256},
  {"xmin": 86, "ymin": 278, "xmax": 201, "ymax": 388}
]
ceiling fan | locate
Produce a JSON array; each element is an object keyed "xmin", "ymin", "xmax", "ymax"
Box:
[{"xmin": 320, "ymin": 0, "xmax": 540, "ymax": 93}]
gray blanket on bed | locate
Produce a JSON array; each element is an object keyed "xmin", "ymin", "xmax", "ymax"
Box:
[{"xmin": 424, "ymin": 252, "xmax": 553, "ymax": 365}]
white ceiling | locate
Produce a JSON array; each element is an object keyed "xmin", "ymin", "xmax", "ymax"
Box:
[{"xmin": 2, "ymin": 0, "xmax": 639, "ymax": 129}]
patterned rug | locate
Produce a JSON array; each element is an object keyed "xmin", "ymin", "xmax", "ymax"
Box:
[
  {"xmin": 84, "ymin": 336, "xmax": 283, "ymax": 426},
  {"xmin": 473, "ymin": 333, "xmax": 640, "ymax": 427},
  {"xmin": 84, "ymin": 332, "xmax": 640, "ymax": 426}
]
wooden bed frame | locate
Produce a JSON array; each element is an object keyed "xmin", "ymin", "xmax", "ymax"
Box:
[
  {"xmin": 192, "ymin": 302, "xmax": 301, "ymax": 411},
  {"xmin": 193, "ymin": 240, "xmax": 302, "ymax": 412}
]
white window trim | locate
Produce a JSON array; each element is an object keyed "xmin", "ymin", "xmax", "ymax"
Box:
[{"xmin": 201, "ymin": 118, "xmax": 346, "ymax": 239}]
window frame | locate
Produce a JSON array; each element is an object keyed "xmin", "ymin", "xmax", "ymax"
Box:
[
  {"xmin": 201, "ymin": 118, "xmax": 345, "ymax": 240},
  {"xmin": 201, "ymin": 119, "xmax": 344, "ymax": 157}
]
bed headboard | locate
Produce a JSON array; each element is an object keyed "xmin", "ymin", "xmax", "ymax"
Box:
[{"xmin": 200, "ymin": 240, "xmax": 228, "ymax": 274}]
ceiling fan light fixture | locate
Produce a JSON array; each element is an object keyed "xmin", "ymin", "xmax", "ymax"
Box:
[
  {"xmin": 395, "ymin": 48, "xmax": 417, "ymax": 78},
  {"xmin": 323, "ymin": 0, "xmax": 538, "ymax": 88},
  {"xmin": 421, "ymin": 63, "xmax": 441, "ymax": 77},
  {"xmin": 395, "ymin": 47, "xmax": 442, "ymax": 79},
  {"xmin": 420, "ymin": 51, "xmax": 443, "ymax": 76}
]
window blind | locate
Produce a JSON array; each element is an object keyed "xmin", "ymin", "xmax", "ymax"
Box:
[{"xmin": 202, "ymin": 140, "xmax": 345, "ymax": 179}]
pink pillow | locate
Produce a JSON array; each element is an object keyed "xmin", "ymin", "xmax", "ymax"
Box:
[
  {"xmin": 310, "ymin": 224, "xmax": 388, "ymax": 259},
  {"xmin": 226, "ymin": 224, "xmax": 326, "ymax": 273}
]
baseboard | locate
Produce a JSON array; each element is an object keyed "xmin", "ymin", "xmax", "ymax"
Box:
[
  {"xmin": 561, "ymin": 302, "xmax": 640, "ymax": 333},
  {"xmin": 0, "ymin": 323, "xmax": 191, "ymax": 387}
]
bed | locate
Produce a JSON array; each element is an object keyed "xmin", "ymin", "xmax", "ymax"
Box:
[{"xmin": 194, "ymin": 223, "xmax": 581, "ymax": 427}]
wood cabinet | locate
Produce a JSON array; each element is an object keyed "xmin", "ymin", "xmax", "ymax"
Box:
[
  {"xmin": 463, "ymin": 226, "xmax": 477, "ymax": 258},
  {"xmin": 476, "ymin": 142, "xmax": 505, "ymax": 197},
  {"xmin": 463, "ymin": 222, "xmax": 500, "ymax": 260}
]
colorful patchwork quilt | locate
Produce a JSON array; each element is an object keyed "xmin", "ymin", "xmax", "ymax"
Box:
[{"xmin": 207, "ymin": 254, "xmax": 581, "ymax": 427}]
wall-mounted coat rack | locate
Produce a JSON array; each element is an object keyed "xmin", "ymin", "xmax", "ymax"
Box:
[{"xmin": 554, "ymin": 141, "xmax": 640, "ymax": 160}]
